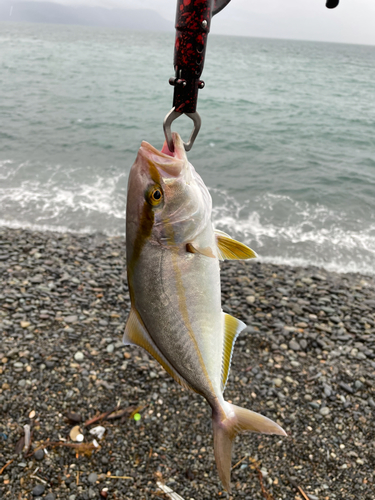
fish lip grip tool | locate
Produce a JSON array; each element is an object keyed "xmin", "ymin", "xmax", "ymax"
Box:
[
  {"xmin": 164, "ymin": 0, "xmax": 341, "ymax": 153},
  {"xmin": 163, "ymin": 0, "xmax": 232, "ymax": 152}
]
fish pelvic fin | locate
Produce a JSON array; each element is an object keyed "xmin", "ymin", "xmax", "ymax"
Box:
[
  {"xmin": 221, "ymin": 313, "xmax": 246, "ymax": 392},
  {"xmin": 215, "ymin": 229, "xmax": 257, "ymax": 261},
  {"xmin": 124, "ymin": 307, "xmax": 196, "ymax": 393},
  {"xmin": 212, "ymin": 403, "xmax": 287, "ymax": 492}
]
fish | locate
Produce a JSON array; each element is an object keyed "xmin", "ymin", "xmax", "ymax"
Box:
[{"xmin": 124, "ymin": 133, "xmax": 286, "ymax": 491}]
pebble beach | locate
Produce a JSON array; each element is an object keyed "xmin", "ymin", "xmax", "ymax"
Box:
[{"xmin": 1, "ymin": 227, "xmax": 374, "ymax": 500}]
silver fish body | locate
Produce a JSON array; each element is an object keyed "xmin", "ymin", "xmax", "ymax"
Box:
[{"xmin": 124, "ymin": 134, "xmax": 286, "ymax": 491}]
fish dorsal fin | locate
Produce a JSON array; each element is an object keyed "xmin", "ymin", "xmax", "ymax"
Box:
[
  {"xmin": 221, "ymin": 313, "xmax": 247, "ymax": 391},
  {"xmin": 123, "ymin": 308, "xmax": 196, "ymax": 393},
  {"xmin": 215, "ymin": 229, "xmax": 257, "ymax": 261},
  {"xmin": 186, "ymin": 242, "xmax": 216, "ymax": 259}
]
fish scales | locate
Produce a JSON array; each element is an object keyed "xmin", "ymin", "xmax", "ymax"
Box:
[
  {"xmin": 124, "ymin": 133, "xmax": 286, "ymax": 491},
  {"xmin": 132, "ymin": 242, "xmax": 222, "ymax": 398}
]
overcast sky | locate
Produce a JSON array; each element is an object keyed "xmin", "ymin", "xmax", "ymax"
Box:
[{"xmin": 24, "ymin": 0, "xmax": 375, "ymax": 46}]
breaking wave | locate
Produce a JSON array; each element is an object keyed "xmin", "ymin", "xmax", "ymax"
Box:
[
  {"xmin": 211, "ymin": 190, "xmax": 375, "ymax": 276},
  {"xmin": 1, "ymin": 159, "xmax": 374, "ymax": 276},
  {"xmin": 0, "ymin": 159, "xmax": 127, "ymax": 237}
]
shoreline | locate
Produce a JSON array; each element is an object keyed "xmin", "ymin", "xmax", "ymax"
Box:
[
  {"xmin": 0, "ymin": 224, "xmax": 373, "ymax": 280},
  {"xmin": 1, "ymin": 226, "xmax": 375, "ymax": 499}
]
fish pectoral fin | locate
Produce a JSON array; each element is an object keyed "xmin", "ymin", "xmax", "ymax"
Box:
[
  {"xmin": 186, "ymin": 242, "xmax": 216, "ymax": 259},
  {"xmin": 123, "ymin": 308, "xmax": 196, "ymax": 393},
  {"xmin": 221, "ymin": 313, "xmax": 247, "ymax": 391},
  {"xmin": 215, "ymin": 229, "xmax": 257, "ymax": 261}
]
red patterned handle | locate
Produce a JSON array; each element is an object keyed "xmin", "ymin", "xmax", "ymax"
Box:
[{"xmin": 170, "ymin": 0, "xmax": 214, "ymax": 114}]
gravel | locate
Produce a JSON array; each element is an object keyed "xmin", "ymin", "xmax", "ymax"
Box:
[
  {"xmin": 33, "ymin": 449, "xmax": 44, "ymax": 461},
  {"xmin": 0, "ymin": 227, "xmax": 375, "ymax": 499},
  {"xmin": 32, "ymin": 484, "xmax": 45, "ymax": 496}
]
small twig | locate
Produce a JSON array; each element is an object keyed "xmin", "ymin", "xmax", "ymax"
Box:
[
  {"xmin": 249, "ymin": 458, "xmax": 274, "ymax": 500},
  {"xmin": 146, "ymin": 447, "xmax": 153, "ymax": 471},
  {"xmin": 106, "ymin": 406, "xmax": 136, "ymax": 420},
  {"xmin": 84, "ymin": 406, "xmax": 118, "ymax": 427},
  {"xmin": 298, "ymin": 487, "xmax": 310, "ymax": 500},
  {"xmin": 129, "ymin": 405, "xmax": 146, "ymax": 419},
  {"xmin": 107, "ymin": 475, "xmax": 134, "ymax": 480},
  {"xmin": 257, "ymin": 469, "xmax": 274, "ymax": 500},
  {"xmin": 231, "ymin": 455, "xmax": 247, "ymax": 470},
  {"xmin": 30, "ymin": 475, "xmax": 48, "ymax": 484},
  {"xmin": 26, "ymin": 439, "xmax": 50, "ymax": 457},
  {"xmin": 29, "ymin": 441, "xmax": 98, "ymax": 456},
  {"xmin": 76, "ymin": 470, "xmax": 80, "ymax": 485},
  {"xmin": 286, "ymin": 474, "xmax": 310, "ymax": 500},
  {"xmin": 0, "ymin": 460, "xmax": 14, "ymax": 475}
]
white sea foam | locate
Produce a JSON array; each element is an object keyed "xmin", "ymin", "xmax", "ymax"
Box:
[
  {"xmin": 211, "ymin": 190, "xmax": 375, "ymax": 276},
  {"xmin": 1, "ymin": 163, "xmax": 374, "ymax": 275},
  {"xmin": 0, "ymin": 218, "xmax": 99, "ymax": 236},
  {"xmin": 0, "ymin": 161, "xmax": 127, "ymax": 236},
  {"xmin": 0, "ymin": 176, "xmax": 126, "ymax": 220}
]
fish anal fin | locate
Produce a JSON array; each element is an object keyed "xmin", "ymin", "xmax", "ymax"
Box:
[
  {"xmin": 221, "ymin": 313, "xmax": 246, "ymax": 391},
  {"xmin": 123, "ymin": 308, "xmax": 196, "ymax": 393},
  {"xmin": 186, "ymin": 242, "xmax": 216, "ymax": 259},
  {"xmin": 215, "ymin": 229, "xmax": 257, "ymax": 260}
]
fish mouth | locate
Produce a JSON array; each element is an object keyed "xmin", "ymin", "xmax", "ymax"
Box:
[{"xmin": 138, "ymin": 133, "xmax": 190, "ymax": 180}]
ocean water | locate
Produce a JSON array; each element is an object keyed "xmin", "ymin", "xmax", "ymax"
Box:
[{"xmin": 1, "ymin": 23, "xmax": 375, "ymax": 275}]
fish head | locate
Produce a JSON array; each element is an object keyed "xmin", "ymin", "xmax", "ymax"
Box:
[{"xmin": 126, "ymin": 133, "xmax": 212, "ymax": 250}]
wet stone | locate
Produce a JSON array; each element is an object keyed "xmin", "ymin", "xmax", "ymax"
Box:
[
  {"xmin": 88, "ymin": 488, "xmax": 97, "ymax": 499},
  {"xmin": 300, "ymin": 339, "xmax": 308, "ymax": 350},
  {"xmin": 323, "ymin": 384, "xmax": 332, "ymax": 397},
  {"xmin": 354, "ymin": 380, "xmax": 363, "ymax": 391},
  {"xmin": 339, "ymin": 382, "xmax": 354, "ymax": 394},
  {"xmin": 88, "ymin": 472, "xmax": 98, "ymax": 484},
  {"xmin": 289, "ymin": 340, "xmax": 300, "ymax": 351},
  {"xmin": 320, "ymin": 406, "xmax": 330, "ymax": 416},
  {"xmin": 74, "ymin": 351, "xmax": 84, "ymax": 362},
  {"xmin": 65, "ymin": 315, "xmax": 78, "ymax": 323},
  {"xmin": 32, "ymin": 484, "xmax": 45, "ymax": 496},
  {"xmin": 34, "ymin": 449, "xmax": 44, "ymax": 461}
]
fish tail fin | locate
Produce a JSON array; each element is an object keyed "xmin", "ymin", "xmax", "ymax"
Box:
[{"xmin": 212, "ymin": 403, "xmax": 286, "ymax": 492}]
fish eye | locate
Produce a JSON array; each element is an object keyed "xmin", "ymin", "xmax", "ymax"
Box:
[
  {"xmin": 153, "ymin": 189, "xmax": 161, "ymax": 200},
  {"xmin": 147, "ymin": 186, "xmax": 163, "ymax": 206}
]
